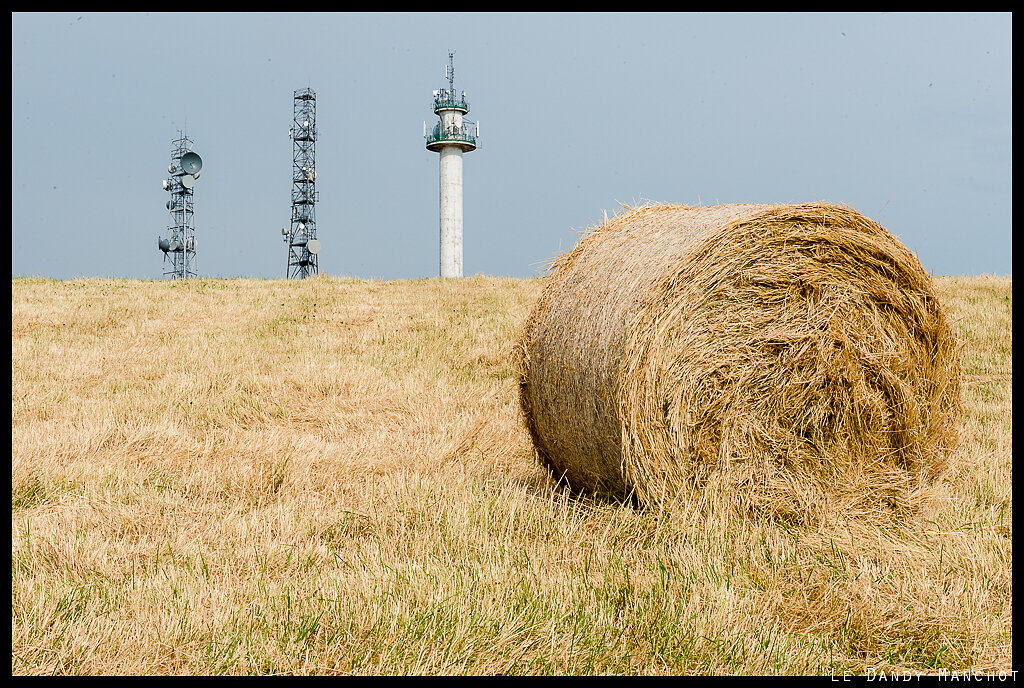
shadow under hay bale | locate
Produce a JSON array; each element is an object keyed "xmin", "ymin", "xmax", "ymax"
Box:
[{"xmin": 515, "ymin": 202, "xmax": 963, "ymax": 525}]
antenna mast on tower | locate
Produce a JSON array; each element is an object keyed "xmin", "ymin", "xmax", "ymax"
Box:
[
  {"xmin": 283, "ymin": 87, "xmax": 320, "ymax": 278},
  {"xmin": 158, "ymin": 131, "xmax": 203, "ymax": 279}
]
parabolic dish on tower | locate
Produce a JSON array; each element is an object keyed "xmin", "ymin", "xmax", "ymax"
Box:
[{"xmin": 180, "ymin": 151, "xmax": 203, "ymax": 175}]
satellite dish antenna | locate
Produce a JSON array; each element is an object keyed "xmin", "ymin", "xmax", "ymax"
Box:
[
  {"xmin": 307, "ymin": 239, "xmax": 321, "ymax": 255},
  {"xmin": 180, "ymin": 151, "xmax": 203, "ymax": 175},
  {"xmin": 180, "ymin": 174, "xmax": 195, "ymax": 189},
  {"xmin": 162, "ymin": 180, "xmax": 170, "ymax": 190}
]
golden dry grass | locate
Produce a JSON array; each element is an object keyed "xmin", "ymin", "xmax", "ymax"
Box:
[{"xmin": 10, "ymin": 273, "xmax": 1011, "ymax": 675}]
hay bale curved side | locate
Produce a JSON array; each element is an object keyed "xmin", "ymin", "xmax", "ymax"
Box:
[
  {"xmin": 516, "ymin": 202, "xmax": 963, "ymax": 523},
  {"xmin": 514, "ymin": 203, "xmax": 765, "ymax": 495}
]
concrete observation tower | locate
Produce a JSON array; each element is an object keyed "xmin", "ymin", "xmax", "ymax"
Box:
[{"xmin": 425, "ymin": 52, "xmax": 480, "ymax": 278}]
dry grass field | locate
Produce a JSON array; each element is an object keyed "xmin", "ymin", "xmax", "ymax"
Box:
[{"xmin": 10, "ymin": 273, "xmax": 1011, "ymax": 675}]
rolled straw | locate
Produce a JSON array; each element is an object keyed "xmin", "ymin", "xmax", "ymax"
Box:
[{"xmin": 515, "ymin": 202, "xmax": 962, "ymax": 524}]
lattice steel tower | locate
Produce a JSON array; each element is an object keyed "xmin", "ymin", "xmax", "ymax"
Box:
[
  {"xmin": 425, "ymin": 52, "xmax": 479, "ymax": 278},
  {"xmin": 283, "ymin": 87, "xmax": 320, "ymax": 278},
  {"xmin": 158, "ymin": 131, "xmax": 203, "ymax": 279}
]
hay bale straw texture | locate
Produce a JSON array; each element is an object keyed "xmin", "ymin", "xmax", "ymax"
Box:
[{"xmin": 515, "ymin": 202, "xmax": 963, "ymax": 524}]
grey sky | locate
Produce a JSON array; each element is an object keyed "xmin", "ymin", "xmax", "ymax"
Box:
[{"xmin": 11, "ymin": 12, "xmax": 1012, "ymax": 280}]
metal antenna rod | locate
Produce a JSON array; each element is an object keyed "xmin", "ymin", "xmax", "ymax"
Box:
[{"xmin": 447, "ymin": 51, "xmax": 456, "ymax": 94}]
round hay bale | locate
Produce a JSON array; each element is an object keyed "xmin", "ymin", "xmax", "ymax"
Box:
[{"xmin": 515, "ymin": 202, "xmax": 963, "ymax": 524}]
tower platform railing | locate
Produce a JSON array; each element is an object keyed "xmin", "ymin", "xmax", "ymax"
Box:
[
  {"xmin": 433, "ymin": 89, "xmax": 469, "ymax": 113},
  {"xmin": 425, "ymin": 121, "xmax": 480, "ymax": 149}
]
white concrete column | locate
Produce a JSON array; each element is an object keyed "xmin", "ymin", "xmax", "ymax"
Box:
[{"xmin": 439, "ymin": 145, "xmax": 463, "ymax": 278}]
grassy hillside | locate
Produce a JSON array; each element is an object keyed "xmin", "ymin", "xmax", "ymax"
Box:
[{"xmin": 10, "ymin": 274, "xmax": 1011, "ymax": 675}]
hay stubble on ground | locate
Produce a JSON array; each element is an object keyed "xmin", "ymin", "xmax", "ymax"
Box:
[{"xmin": 10, "ymin": 271, "xmax": 1011, "ymax": 675}]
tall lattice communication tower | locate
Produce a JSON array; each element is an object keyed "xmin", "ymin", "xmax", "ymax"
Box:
[
  {"xmin": 158, "ymin": 131, "xmax": 203, "ymax": 279},
  {"xmin": 283, "ymin": 87, "xmax": 320, "ymax": 278}
]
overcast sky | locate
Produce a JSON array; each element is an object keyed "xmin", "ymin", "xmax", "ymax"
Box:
[{"xmin": 10, "ymin": 12, "xmax": 1012, "ymax": 280}]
